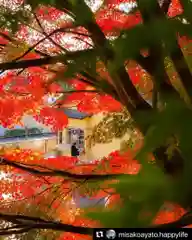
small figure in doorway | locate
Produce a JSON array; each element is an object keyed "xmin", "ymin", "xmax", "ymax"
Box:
[{"xmin": 71, "ymin": 142, "xmax": 79, "ymax": 157}]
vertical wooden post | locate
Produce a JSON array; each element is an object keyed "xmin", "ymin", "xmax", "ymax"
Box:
[{"xmin": 44, "ymin": 139, "xmax": 47, "ymax": 153}]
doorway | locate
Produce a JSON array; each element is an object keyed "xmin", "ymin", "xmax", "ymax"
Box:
[{"xmin": 67, "ymin": 128, "xmax": 84, "ymax": 152}]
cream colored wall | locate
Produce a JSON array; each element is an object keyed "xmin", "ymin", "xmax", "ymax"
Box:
[
  {"xmin": 67, "ymin": 118, "xmax": 91, "ymax": 129},
  {"xmin": 45, "ymin": 138, "xmax": 58, "ymax": 152},
  {"xmin": 83, "ymin": 113, "xmax": 131, "ymax": 161}
]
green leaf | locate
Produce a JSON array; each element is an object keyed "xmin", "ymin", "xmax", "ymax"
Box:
[
  {"xmin": 72, "ymin": 1, "xmax": 94, "ymax": 25},
  {"xmin": 136, "ymin": 98, "xmax": 186, "ymax": 159},
  {"xmin": 87, "ymin": 162, "xmax": 172, "ymax": 228},
  {"xmin": 182, "ymin": 0, "xmax": 192, "ymax": 23},
  {"xmin": 170, "ymin": 108, "xmax": 192, "ymax": 206},
  {"xmin": 113, "ymin": 18, "xmax": 179, "ymax": 65},
  {"xmin": 63, "ymin": 50, "xmax": 97, "ymax": 79},
  {"xmin": 57, "ymin": 81, "xmax": 74, "ymax": 91}
]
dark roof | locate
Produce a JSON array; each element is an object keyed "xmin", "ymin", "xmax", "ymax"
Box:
[{"xmin": 61, "ymin": 108, "xmax": 92, "ymax": 120}]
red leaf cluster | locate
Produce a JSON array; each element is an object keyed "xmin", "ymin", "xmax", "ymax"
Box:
[{"xmin": 33, "ymin": 107, "xmax": 68, "ymax": 131}]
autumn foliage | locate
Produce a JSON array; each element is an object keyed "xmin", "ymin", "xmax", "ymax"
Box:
[{"xmin": 0, "ymin": 0, "xmax": 192, "ymax": 239}]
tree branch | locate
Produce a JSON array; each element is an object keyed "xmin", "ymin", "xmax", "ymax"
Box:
[
  {"xmin": 79, "ymin": 71, "xmax": 120, "ymax": 100},
  {"xmin": 0, "ymin": 31, "xmax": 54, "ymax": 59},
  {"xmin": 56, "ymin": 90, "xmax": 99, "ymax": 94},
  {"xmin": 155, "ymin": 212, "xmax": 192, "ymax": 228},
  {"xmin": 155, "ymin": 1, "xmax": 192, "ymax": 101},
  {"xmin": 135, "ymin": 54, "xmax": 181, "ymax": 99},
  {"xmin": 160, "ymin": 0, "xmax": 171, "ymax": 14},
  {"xmin": 135, "ymin": 0, "xmax": 185, "ymax": 178},
  {"xmin": 0, "ymin": 56, "xmax": 60, "ymax": 70},
  {"xmin": 0, "ymin": 157, "xmax": 124, "ymax": 180},
  {"xmin": 7, "ymin": 89, "xmax": 99, "ymax": 96},
  {"xmin": 65, "ymin": 0, "xmax": 151, "ymax": 112},
  {"xmin": 33, "ymin": 12, "xmax": 67, "ymax": 53},
  {"xmin": 0, "ymin": 48, "xmax": 95, "ymax": 70},
  {"xmin": 0, "ymin": 213, "xmax": 93, "ymax": 236}
]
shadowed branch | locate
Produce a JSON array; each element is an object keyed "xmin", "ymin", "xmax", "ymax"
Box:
[{"xmin": 0, "ymin": 213, "xmax": 93, "ymax": 236}]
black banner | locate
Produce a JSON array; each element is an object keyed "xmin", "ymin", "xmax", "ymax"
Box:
[{"xmin": 93, "ymin": 228, "xmax": 192, "ymax": 240}]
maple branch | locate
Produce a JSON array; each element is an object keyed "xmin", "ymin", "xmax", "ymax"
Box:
[
  {"xmin": 0, "ymin": 31, "xmax": 53, "ymax": 60},
  {"xmin": 155, "ymin": 212, "xmax": 192, "ymax": 228},
  {"xmin": 0, "ymin": 56, "xmax": 60, "ymax": 70},
  {"xmin": 57, "ymin": 90, "xmax": 99, "ymax": 94},
  {"xmin": 13, "ymin": 30, "xmax": 66, "ymax": 63},
  {"xmin": 7, "ymin": 89, "xmax": 99, "ymax": 96},
  {"xmin": 0, "ymin": 213, "xmax": 93, "ymax": 236},
  {"xmin": 33, "ymin": 12, "xmax": 67, "ymax": 53},
  {"xmin": 79, "ymin": 71, "xmax": 119, "ymax": 100},
  {"xmin": 136, "ymin": 1, "xmax": 192, "ymax": 102},
  {"xmin": 159, "ymin": 0, "xmax": 171, "ymax": 14},
  {"xmin": 62, "ymin": 0, "xmax": 151, "ymax": 112},
  {"xmin": 158, "ymin": 1, "xmax": 192, "ymax": 100},
  {"xmin": 135, "ymin": 55, "xmax": 180, "ymax": 98},
  {"xmin": 90, "ymin": 28, "xmax": 150, "ymax": 111},
  {"xmin": 170, "ymin": 44, "xmax": 192, "ymax": 100},
  {"xmin": 0, "ymin": 158, "xmax": 124, "ymax": 180},
  {"xmin": 135, "ymin": 0, "xmax": 185, "ymax": 178},
  {"xmin": 0, "ymin": 32, "xmax": 12, "ymax": 42},
  {"xmin": 0, "ymin": 48, "xmax": 95, "ymax": 70}
]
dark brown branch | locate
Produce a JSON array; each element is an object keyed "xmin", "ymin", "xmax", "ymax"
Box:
[
  {"xmin": 170, "ymin": 44, "xmax": 192, "ymax": 100},
  {"xmin": 155, "ymin": 212, "xmax": 192, "ymax": 228},
  {"xmin": 79, "ymin": 71, "xmax": 119, "ymax": 100},
  {"xmin": 0, "ymin": 213, "xmax": 93, "ymax": 236},
  {"xmin": 0, "ymin": 32, "xmax": 13, "ymax": 42},
  {"xmin": 160, "ymin": 0, "xmax": 171, "ymax": 14},
  {"xmin": 88, "ymin": 22, "xmax": 151, "ymax": 112},
  {"xmin": 56, "ymin": 90, "xmax": 99, "ymax": 94},
  {"xmin": 13, "ymin": 30, "xmax": 65, "ymax": 62},
  {"xmin": 0, "ymin": 56, "xmax": 60, "ymax": 70},
  {"xmin": 0, "ymin": 48, "xmax": 95, "ymax": 70},
  {"xmin": 0, "ymin": 31, "xmax": 53, "ymax": 59},
  {"xmin": 136, "ymin": 0, "xmax": 185, "ymax": 178},
  {"xmin": 0, "ymin": 158, "xmax": 124, "ymax": 180},
  {"xmin": 152, "ymin": 1, "xmax": 192, "ymax": 101},
  {"xmin": 136, "ymin": 0, "xmax": 192, "ymax": 102},
  {"xmin": 0, "ymin": 226, "xmax": 33, "ymax": 236},
  {"xmin": 152, "ymin": 84, "xmax": 158, "ymax": 109},
  {"xmin": 68, "ymin": 1, "xmax": 152, "ymax": 112},
  {"xmin": 33, "ymin": 12, "xmax": 67, "ymax": 53},
  {"xmin": 135, "ymin": 54, "xmax": 181, "ymax": 99},
  {"xmin": 7, "ymin": 89, "xmax": 99, "ymax": 96}
]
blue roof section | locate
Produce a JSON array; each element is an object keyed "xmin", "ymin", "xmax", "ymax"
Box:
[{"xmin": 61, "ymin": 108, "xmax": 92, "ymax": 119}]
